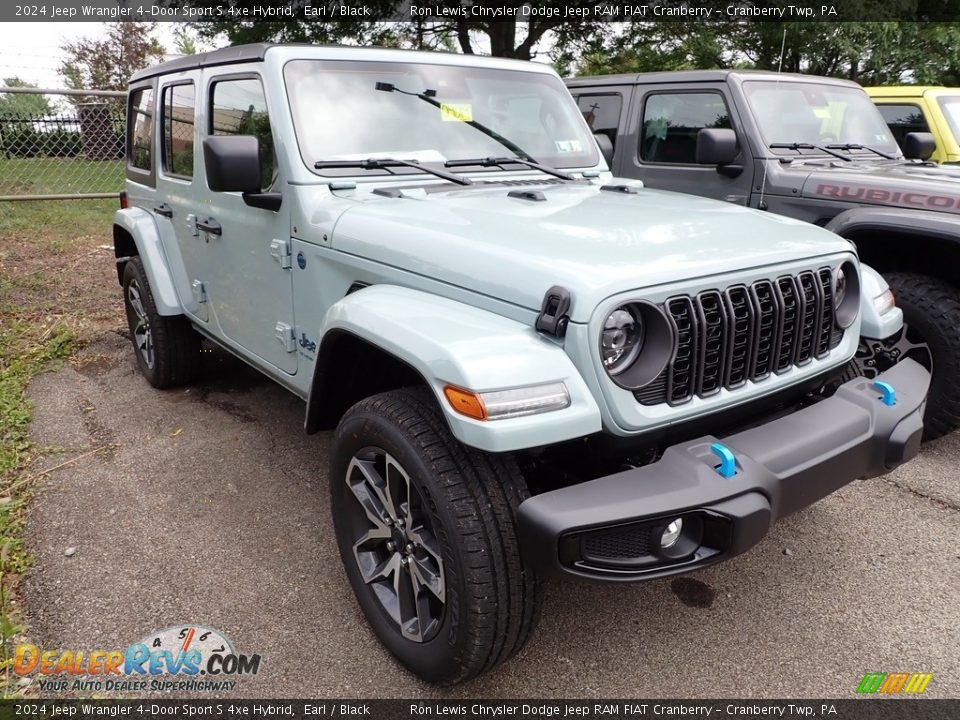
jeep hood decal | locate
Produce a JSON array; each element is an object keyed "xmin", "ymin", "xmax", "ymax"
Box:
[
  {"xmin": 330, "ymin": 184, "xmax": 851, "ymax": 322},
  {"xmin": 797, "ymin": 161, "xmax": 960, "ymax": 214}
]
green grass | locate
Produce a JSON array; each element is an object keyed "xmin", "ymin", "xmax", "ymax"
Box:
[
  {"xmin": 0, "ymin": 197, "xmax": 113, "ymax": 692},
  {"xmin": 0, "ymin": 156, "xmax": 123, "ymax": 196}
]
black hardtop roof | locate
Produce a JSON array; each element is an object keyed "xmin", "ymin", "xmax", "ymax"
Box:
[
  {"xmin": 565, "ymin": 69, "xmax": 861, "ymax": 88},
  {"xmin": 130, "ymin": 43, "xmax": 275, "ymax": 83}
]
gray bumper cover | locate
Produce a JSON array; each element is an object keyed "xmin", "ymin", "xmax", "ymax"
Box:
[{"xmin": 517, "ymin": 359, "xmax": 930, "ymax": 581}]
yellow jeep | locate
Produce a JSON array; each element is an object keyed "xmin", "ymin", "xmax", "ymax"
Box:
[{"xmin": 867, "ymin": 86, "xmax": 960, "ymax": 163}]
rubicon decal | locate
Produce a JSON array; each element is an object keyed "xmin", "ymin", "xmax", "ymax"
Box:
[
  {"xmin": 816, "ymin": 184, "xmax": 960, "ymax": 211},
  {"xmin": 14, "ymin": 625, "xmax": 261, "ymax": 693}
]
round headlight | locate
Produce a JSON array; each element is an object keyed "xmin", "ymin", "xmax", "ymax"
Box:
[
  {"xmin": 834, "ymin": 261, "xmax": 860, "ymax": 329},
  {"xmin": 601, "ymin": 306, "xmax": 644, "ymax": 374},
  {"xmin": 835, "ymin": 267, "xmax": 847, "ymax": 305}
]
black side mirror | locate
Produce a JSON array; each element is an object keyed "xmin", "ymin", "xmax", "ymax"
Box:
[
  {"xmin": 203, "ymin": 135, "xmax": 281, "ymax": 211},
  {"xmin": 902, "ymin": 132, "xmax": 936, "ymax": 161},
  {"xmin": 594, "ymin": 132, "xmax": 614, "ymax": 167},
  {"xmin": 696, "ymin": 128, "xmax": 739, "ymax": 166}
]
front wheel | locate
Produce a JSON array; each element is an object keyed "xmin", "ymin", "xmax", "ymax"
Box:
[
  {"xmin": 884, "ymin": 272, "xmax": 960, "ymax": 440},
  {"xmin": 330, "ymin": 388, "xmax": 542, "ymax": 684}
]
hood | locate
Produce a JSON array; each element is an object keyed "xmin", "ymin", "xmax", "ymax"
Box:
[
  {"xmin": 793, "ymin": 159, "xmax": 960, "ymax": 214},
  {"xmin": 329, "ymin": 182, "xmax": 851, "ymax": 322}
]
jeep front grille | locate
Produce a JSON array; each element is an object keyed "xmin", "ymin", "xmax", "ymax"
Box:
[{"xmin": 635, "ymin": 267, "xmax": 843, "ymax": 406}]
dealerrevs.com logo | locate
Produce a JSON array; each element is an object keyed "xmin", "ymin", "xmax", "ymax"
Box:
[{"xmin": 14, "ymin": 625, "xmax": 261, "ymax": 693}]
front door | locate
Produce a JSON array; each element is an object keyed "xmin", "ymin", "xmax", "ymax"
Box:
[
  {"xmin": 622, "ymin": 86, "xmax": 755, "ymax": 205},
  {"xmin": 159, "ymin": 71, "xmax": 297, "ymax": 376}
]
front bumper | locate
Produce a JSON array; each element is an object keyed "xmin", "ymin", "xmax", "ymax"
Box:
[{"xmin": 516, "ymin": 359, "xmax": 930, "ymax": 582}]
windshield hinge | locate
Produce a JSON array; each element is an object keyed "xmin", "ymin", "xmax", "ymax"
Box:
[
  {"xmin": 536, "ymin": 285, "xmax": 571, "ymax": 338},
  {"xmin": 270, "ymin": 238, "xmax": 292, "ymax": 269}
]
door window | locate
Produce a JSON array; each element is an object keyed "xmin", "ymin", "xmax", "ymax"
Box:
[
  {"xmin": 876, "ymin": 104, "xmax": 930, "ymax": 148},
  {"xmin": 127, "ymin": 88, "xmax": 154, "ymax": 172},
  {"xmin": 576, "ymin": 93, "xmax": 622, "ymax": 147},
  {"xmin": 641, "ymin": 92, "xmax": 731, "ymax": 164},
  {"xmin": 161, "ymin": 83, "xmax": 195, "ymax": 179},
  {"xmin": 210, "ymin": 78, "xmax": 276, "ymax": 190}
]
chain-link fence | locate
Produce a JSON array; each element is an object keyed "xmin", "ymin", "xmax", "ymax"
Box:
[{"xmin": 0, "ymin": 87, "xmax": 126, "ymax": 200}]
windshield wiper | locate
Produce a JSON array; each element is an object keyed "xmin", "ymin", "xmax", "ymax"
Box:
[
  {"xmin": 826, "ymin": 143, "xmax": 897, "ymax": 160},
  {"xmin": 770, "ymin": 142, "xmax": 851, "ymax": 161},
  {"xmin": 313, "ymin": 157, "xmax": 472, "ymax": 186},
  {"xmin": 444, "ymin": 156, "xmax": 576, "ymax": 182},
  {"xmin": 375, "ymin": 81, "xmax": 537, "ymax": 164}
]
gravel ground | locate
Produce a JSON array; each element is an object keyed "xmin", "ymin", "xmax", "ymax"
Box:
[{"xmin": 22, "ymin": 332, "xmax": 960, "ymax": 698}]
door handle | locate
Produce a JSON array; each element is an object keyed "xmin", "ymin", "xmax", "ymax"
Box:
[
  {"xmin": 196, "ymin": 217, "xmax": 222, "ymax": 236},
  {"xmin": 153, "ymin": 203, "xmax": 173, "ymax": 218}
]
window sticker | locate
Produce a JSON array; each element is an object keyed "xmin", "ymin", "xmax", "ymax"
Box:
[
  {"xmin": 440, "ymin": 103, "xmax": 473, "ymax": 122},
  {"xmin": 555, "ymin": 139, "xmax": 583, "ymax": 153}
]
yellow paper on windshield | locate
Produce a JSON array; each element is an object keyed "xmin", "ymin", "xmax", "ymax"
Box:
[{"xmin": 440, "ymin": 103, "xmax": 473, "ymax": 122}]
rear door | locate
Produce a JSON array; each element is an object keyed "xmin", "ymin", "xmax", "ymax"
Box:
[{"xmin": 621, "ymin": 84, "xmax": 755, "ymax": 204}]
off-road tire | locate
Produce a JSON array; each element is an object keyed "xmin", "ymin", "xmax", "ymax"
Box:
[
  {"xmin": 122, "ymin": 257, "xmax": 201, "ymax": 389},
  {"xmin": 330, "ymin": 387, "xmax": 542, "ymax": 684},
  {"xmin": 885, "ymin": 272, "xmax": 960, "ymax": 440}
]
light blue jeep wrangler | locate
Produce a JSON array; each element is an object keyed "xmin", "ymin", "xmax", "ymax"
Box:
[{"xmin": 114, "ymin": 44, "xmax": 929, "ymax": 684}]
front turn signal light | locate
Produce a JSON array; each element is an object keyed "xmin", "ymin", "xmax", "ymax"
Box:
[
  {"xmin": 443, "ymin": 382, "xmax": 570, "ymax": 421},
  {"xmin": 443, "ymin": 386, "xmax": 487, "ymax": 421}
]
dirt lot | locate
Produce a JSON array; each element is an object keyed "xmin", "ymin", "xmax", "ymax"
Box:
[{"xmin": 20, "ymin": 334, "xmax": 960, "ymax": 698}]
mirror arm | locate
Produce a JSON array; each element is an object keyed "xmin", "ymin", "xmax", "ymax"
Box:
[
  {"xmin": 717, "ymin": 164, "xmax": 744, "ymax": 178},
  {"xmin": 242, "ymin": 192, "xmax": 283, "ymax": 211}
]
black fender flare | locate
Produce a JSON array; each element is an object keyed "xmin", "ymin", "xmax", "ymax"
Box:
[{"xmin": 826, "ymin": 207, "xmax": 960, "ymax": 244}]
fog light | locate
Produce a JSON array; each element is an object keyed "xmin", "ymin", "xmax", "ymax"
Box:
[{"xmin": 661, "ymin": 519, "xmax": 683, "ymax": 549}]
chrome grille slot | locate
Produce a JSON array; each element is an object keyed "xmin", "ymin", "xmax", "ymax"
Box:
[{"xmin": 634, "ymin": 267, "xmax": 843, "ymax": 407}]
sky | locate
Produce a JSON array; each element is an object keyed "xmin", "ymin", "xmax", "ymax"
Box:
[
  {"xmin": 0, "ymin": 21, "xmax": 534, "ymax": 91},
  {"xmin": 0, "ymin": 23, "xmax": 198, "ymax": 89}
]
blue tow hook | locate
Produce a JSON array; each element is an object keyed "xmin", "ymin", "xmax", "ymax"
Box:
[
  {"xmin": 872, "ymin": 380, "xmax": 897, "ymax": 406},
  {"xmin": 710, "ymin": 442, "xmax": 737, "ymax": 478}
]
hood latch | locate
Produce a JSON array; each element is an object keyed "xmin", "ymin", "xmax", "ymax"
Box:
[{"xmin": 536, "ymin": 285, "xmax": 571, "ymax": 338}]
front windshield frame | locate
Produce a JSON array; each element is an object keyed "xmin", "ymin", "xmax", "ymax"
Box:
[
  {"xmin": 742, "ymin": 80, "xmax": 901, "ymax": 159},
  {"xmin": 283, "ymin": 59, "xmax": 599, "ymax": 178},
  {"xmin": 937, "ymin": 95, "xmax": 960, "ymax": 145}
]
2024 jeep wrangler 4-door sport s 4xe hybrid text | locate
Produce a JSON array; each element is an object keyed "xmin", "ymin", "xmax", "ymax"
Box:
[{"xmin": 114, "ymin": 45, "xmax": 929, "ymax": 684}]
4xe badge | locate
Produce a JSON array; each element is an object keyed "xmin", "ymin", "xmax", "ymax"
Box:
[{"xmin": 14, "ymin": 625, "xmax": 262, "ymax": 694}]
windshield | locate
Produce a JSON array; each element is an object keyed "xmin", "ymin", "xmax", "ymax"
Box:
[
  {"xmin": 743, "ymin": 81, "xmax": 900, "ymax": 157},
  {"xmin": 937, "ymin": 95, "xmax": 960, "ymax": 144},
  {"xmin": 283, "ymin": 60, "xmax": 598, "ymax": 177}
]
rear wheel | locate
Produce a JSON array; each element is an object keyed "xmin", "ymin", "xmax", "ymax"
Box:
[
  {"xmin": 330, "ymin": 388, "xmax": 542, "ymax": 684},
  {"xmin": 884, "ymin": 272, "xmax": 960, "ymax": 440},
  {"xmin": 122, "ymin": 257, "xmax": 201, "ymax": 389}
]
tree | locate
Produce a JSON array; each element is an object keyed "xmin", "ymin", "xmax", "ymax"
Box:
[
  {"xmin": 59, "ymin": 22, "xmax": 165, "ymax": 92},
  {"xmin": 0, "ymin": 78, "xmax": 53, "ymax": 119},
  {"xmin": 183, "ymin": 0, "xmax": 610, "ymax": 60},
  {"xmin": 563, "ymin": 21, "xmax": 960, "ymax": 86},
  {"xmin": 174, "ymin": 27, "xmax": 199, "ymax": 56}
]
